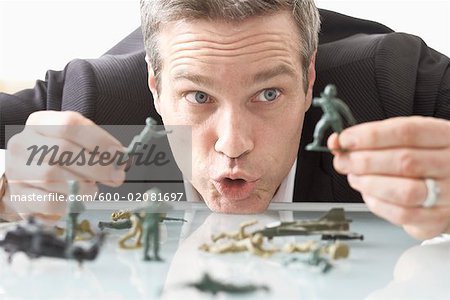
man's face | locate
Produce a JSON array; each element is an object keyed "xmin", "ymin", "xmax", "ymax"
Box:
[{"xmin": 149, "ymin": 11, "xmax": 315, "ymax": 213}]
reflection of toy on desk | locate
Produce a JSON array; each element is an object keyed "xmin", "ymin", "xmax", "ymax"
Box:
[
  {"xmin": 183, "ymin": 273, "xmax": 270, "ymax": 296},
  {"xmin": 0, "ymin": 217, "xmax": 104, "ymax": 264},
  {"xmin": 305, "ymin": 84, "xmax": 357, "ymax": 152}
]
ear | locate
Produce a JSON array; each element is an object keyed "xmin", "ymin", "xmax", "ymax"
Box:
[
  {"xmin": 305, "ymin": 50, "xmax": 317, "ymax": 110},
  {"xmin": 146, "ymin": 56, "xmax": 161, "ymax": 115}
]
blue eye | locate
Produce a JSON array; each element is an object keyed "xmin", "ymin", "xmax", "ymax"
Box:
[
  {"xmin": 257, "ymin": 88, "xmax": 280, "ymax": 102},
  {"xmin": 186, "ymin": 91, "xmax": 209, "ymax": 104}
]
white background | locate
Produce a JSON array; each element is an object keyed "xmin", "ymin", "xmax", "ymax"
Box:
[{"xmin": 0, "ymin": 0, "xmax": 449, "ymax": 92}]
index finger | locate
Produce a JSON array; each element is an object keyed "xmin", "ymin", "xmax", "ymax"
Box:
[{"xmin": 339, "ymin": 116, "xmax": 450, "ymax": 150}]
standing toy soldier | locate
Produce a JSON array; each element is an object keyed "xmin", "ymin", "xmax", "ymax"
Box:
[
  {"xmin": 111, "ymin": 189, "xmax": 172, "ymax": 261},
  {"xmin": 65, "ymin": 180, "xmax": 85, "ymax": 243},
  {"xmin": 306, "ymin": 84, "xmax": 357, "ymax": 152},
  {"xmin": 142, "ymin": 209, "xmax": 162, "ymax": 261},
  {"xmin": 141, "ymin": 196, "xmax": 173, "ymax": 261}
]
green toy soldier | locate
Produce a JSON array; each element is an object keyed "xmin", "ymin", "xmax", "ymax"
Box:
[
  {"xmin": 65, "ymin": 180, "xmax": 85, "ymax": 243},
  {"xmin": 116, "ymin": 117, "xmax": 172, "ymax": 170},
  {"xmin": 306, "ymin": 84, "xmax": 357, "ymax": 152},
  {"xmin": 141, "ymin": 200, "xmax": 172, "ymax": 261},
  {"xmin": 142, "ymin": 210, "xmax": 162, "ymax": 261},
  {"xmin": 124, "ymin": 117, "xmax": 172, "ymax": 158},
  {"xmin": 141, "ymin": 190, "xmax": 172, "ymax": 261},
  {"xmin": 184, "ymin": 273, "xmax": 270, "ymax": 295}
]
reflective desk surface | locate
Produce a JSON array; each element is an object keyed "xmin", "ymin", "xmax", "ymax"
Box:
[{"xmin": 1, "ymin": 203, "xmax": 449, "ymax": 300}]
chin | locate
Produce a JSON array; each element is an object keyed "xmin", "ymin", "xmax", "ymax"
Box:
[{"xmin": 204, "ymin": 195, "xmax": 271, "ymax": 214}]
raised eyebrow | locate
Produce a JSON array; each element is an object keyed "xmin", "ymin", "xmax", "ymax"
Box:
[
  {"xmin": 253, "ymin": 64, "xmax": 297, "ymax": 84},
  {"xmin": 172, "ymin": 71, "xmax": 215, "ymax": 88}
]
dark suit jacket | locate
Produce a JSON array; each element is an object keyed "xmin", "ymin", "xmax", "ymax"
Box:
[{"xmin": 1, "ymin": 9, "xmax": 449, "ymax": 203}]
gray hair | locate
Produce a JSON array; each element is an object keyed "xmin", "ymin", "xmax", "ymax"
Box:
[{"xmin": 140, "ymin": 0, "xmax": 320, "ymax": 91}]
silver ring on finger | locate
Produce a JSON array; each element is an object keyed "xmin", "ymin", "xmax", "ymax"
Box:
[{"xmin": 422, "ymin": 178, "xmax": 440, "ymax": 208}]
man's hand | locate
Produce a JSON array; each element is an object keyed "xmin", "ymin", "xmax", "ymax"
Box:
[
  {"xmin": 329, "ymin": 116, "xmax": 450, "ymax": 240},
  {"xmin": 3, "ymin": 111, "xmax": 126, "ymax": 219}
]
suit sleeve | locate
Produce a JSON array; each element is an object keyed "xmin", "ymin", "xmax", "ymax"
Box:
[
  {"xmin": 411, "ymin": 33, "xmax": 450, "ymax": 119},
  {"xmin": 374, "ymin": 32, "xmax": 450, "ymax": 120},
  {"xmin": 432, "ymin": 50, "xmax": 450, "ymax": 120},
  {"xmin": 0, "ymin": 67, "xmax": 67, "ymax": 149},
  {"xmin": 0, "ymin": 26, "xmax": 145, "ymax": 150}
]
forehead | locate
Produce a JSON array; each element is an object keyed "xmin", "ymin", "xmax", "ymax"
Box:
[{"xmin": 157, "ymin": 11, "xmax": 302, "ymax": 70}]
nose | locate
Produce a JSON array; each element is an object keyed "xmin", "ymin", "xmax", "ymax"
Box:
[{"xmin": 214, "ymin": 107, "xmax": 254, "ymax": 159}]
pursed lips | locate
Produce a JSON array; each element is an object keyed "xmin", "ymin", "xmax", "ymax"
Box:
[{"xmin": 211, "ymin": 172, "xmax": 260, "ymax": 200}]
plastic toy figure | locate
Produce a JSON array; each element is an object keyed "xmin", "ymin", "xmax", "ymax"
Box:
[
  {"xmin": 324, "ymin": 242, "xmax": 350, "ymax": 260},
  {"xmin": 102, "ymin": 210, "xmax": 134, "ymax": 231},
  {"xmin": 283, "ymin": 240, "xmax": 349, "ymax": 260},
  {"xmin": 117, "ymin": 211, "xmax": 143, "ymax": 249},
  {"xmin": 184, "ymin": 273, "xmax": 270, "ymax": 295},
  {"xmin": 211, "ymin": 220, "xmax": 258, "ymax": 242},
  {"xmin": 306, "ymin": 84, "xmax": 357, "ymax": 152},
  {"xmin": 283, "ymin": 240, "xmax": 318, "ymax": 253},
  {"xmin": 65, "ymin": 180, "xmax": 85, "ymax": 243},
  {"xmin": 123, "ymin": 117, "xmax": 172, "ymax": 161},
  {"xmin": 141, "ymin": 210, "xmax": 162, "ymax": 261},
  {"xmin": 254, "ymin": 208, "xmax": 364, "ymax": 241},
  {"xmin": 56, "ymin": 219, "xmax": 95, "ymax": 241},
  {"xmin": 0, "ymin": 217, "xmax": 104, "ymax": 264},
  {"xmin": 98, "ymin": 210, "xmax": 186, "ymax": 231},
  {"xmin": 98, "ymin": 218, "xmax": 132, "ymax": 231},
  {"xmin": 140, "ymin": 199, "xmax": 172, "ymax": 261},
  {"xmin": 305, "ymin": 249, "xmax": 334, "ymax": 273},
  {"xmin": 200, "ymin": 233, "xmax": 278, "ymax": 257},
  {"xmin": 113, "ymin": 190, "xmax": 172, "ymax": 261},
  {"xmin": 283, "ymin": 249, "xmax": 333, "ymax": 274}
]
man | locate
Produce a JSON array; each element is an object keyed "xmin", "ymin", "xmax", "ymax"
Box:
[{"xmin": 1, "ymin": 0, "xmax": 449, "ymax": 240}]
